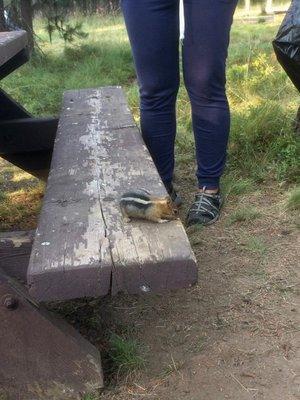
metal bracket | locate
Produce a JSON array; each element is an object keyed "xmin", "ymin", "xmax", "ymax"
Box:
[{"xmin": 0, "ymin": 90, "xmax": 57, "ymax": 179}]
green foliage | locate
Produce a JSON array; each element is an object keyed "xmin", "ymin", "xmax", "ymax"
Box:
[
  {"xmin": 45, "ymin": 18, "xmax": 88, "ymax": 44},
  {"xmin": 40, "ymin": 1, "xmax": 89, "ymax": 44},
  {"xmin": 272, "ymin": 135, "xmax": 300, "ymax": 183},
  {"xmin": 227, "ymin": 207, "xmax": 261, "ymax": 225},
  {"xmin": 108, "ymin": 333, "xmax": 145, "ymax": 373},
  {"xmin": 2, "ymin": 15, "xmax": 299, "ymax": 190},
  {"xmin": 175, "ymin": 22, "xmax": 299, "ymax": 186},
  {"xmin": 2, "ymin": 16, "xmax": 134, "ymax": 115},
  {"xmin": 245, "ymin": 236, "xmax": 267, "ymax": 255},
  {"xmin": 287, "ymin": 187, "xmax": 300, "ymax": 210},
  {"xmin": 35, "ymin": 0, "xmax": 120, "ymax": 15},
  {"xmin": 0, "ymin": 177, "xmax": 6, "ymax": 202},
  {"xmin": 222, "ymin": 175, "xmax": 255, "ymax": 196},
  {"xmin": 229, "ymin": 102, "xmax": 299, "ymax": 183},
  {"xmin": 81, "ymin": 394, "xmax": 98, "ymax": 400},
  {"xmin": 0, "ymin": 190, "xmax": 6, "ymax": 202}
]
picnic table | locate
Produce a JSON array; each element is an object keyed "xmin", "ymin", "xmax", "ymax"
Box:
[
  {"xmin": 0, "ymin": 31, "xmax": 103, "ymax": 399},
  {"xmin": 0, "ymin": 30, "xmax": 57, "ymax": 180},
  {"xmin": 0, "ymin": 31, "xmax": 198, "ymax": 399}
]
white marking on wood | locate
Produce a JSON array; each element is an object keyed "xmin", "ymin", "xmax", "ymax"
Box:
[{"xmin": 27, "ymin": 87, "xmax": 197, "ymax": 301}]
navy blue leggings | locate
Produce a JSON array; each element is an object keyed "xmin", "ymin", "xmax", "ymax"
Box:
[{"xmin": 121, "ymin": 0, "xmax": 237, "ymax": 189}]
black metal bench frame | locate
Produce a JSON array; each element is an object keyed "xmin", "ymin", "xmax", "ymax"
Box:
[{"xmin": 0, "ymin": 35, "xmax": 57, "ymax": 180}]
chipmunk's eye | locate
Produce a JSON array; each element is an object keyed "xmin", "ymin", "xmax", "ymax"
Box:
[{"xmin": 174, "ymin": 208, "xmax": 178, "ymax": 214}]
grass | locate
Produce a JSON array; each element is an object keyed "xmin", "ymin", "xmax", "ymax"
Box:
[
  {"xmin": 227, "ymin": 206, "xmax": 261, "ymax": 225},
  {"xmin": 82, "ymin": 395, "xmax": 98, "ymax": 400},
  {"xmin": 0, "ymin": 165, "xmax": 44, "ymax": 230},
  {"xmin": 270, "ymin": 276, "xmax": 298, "ymax": 295},
  {"xmin": 193, "ymin": 335, "xmax": 206, "ymax": 353},
  {"xmin": 48, "ymin": 299, "xmax": 145, "ymax": 381},
  {"xmin": 107, "ymin": 333, "xmax": 145, "ymax": 374},
  {"xmin": 287, "ymin": 186, "xmax": 300, "ymax": 210},
  {"xmin": 0, "ymin": 6, "xmax": 297, "ymax": 396},
  {"xmin": 244, "ymin": 236, "xmax": 267, "ymax": 255},
  {"xmin": 0, "ymin": 8, "xmax": 298, "ymax": 395},
  {"xmin": 222, "ymin": 175, "xmax": 256, "ymax": 197},
  {"xmin": 1, "ymin": 11, "xmax": 299, "ymax": 230},
  {"xmin": 162, "ymin": 355, "xmax": 185, "ymax": 378}
]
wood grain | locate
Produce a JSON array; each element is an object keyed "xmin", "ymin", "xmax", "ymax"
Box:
[
  {"xmin": 0, "ymin": 268, "xmax": 103, "ymax": 399},
  {"xmin": 27, "ymin": 87, "xmax": 198, "ymax": 301},
  {"xmin": 0, "ymin": 230, "xmax": 34, "ymax": 282}
]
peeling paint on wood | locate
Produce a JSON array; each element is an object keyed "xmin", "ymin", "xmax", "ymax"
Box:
[{"xmin": 27, "ymin": 87, "xmax": 198, "ymax": 302}]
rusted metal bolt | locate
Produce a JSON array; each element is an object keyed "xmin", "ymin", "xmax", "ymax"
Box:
[{"xmin": 3, "ymin": 295, "xmax": 18, "ymax": 310}]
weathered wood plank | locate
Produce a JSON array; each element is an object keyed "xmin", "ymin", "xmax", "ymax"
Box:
[
  {"xmin": 27, "ymin": 87, "xmax": 197, "ymax": 301},
  {"xmin": 0, "ymin": 230, "xmax": 34, "ymax": 281},
  {"xmin": 0, "ymin": 30, "xmax": 28, "ymax": 68},
  {"xmin": 28, "ymin": 199, "xmax": 112, "ymax": 300},
  {"xmin": 0, "ymin": 268, "xmax": 103, "ymax": 399}
]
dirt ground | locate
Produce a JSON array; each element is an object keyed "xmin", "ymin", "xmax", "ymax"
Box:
[
  {"xmin": 93, "ymin": 176, "xmax": 300, "ymax": 400},
  {"xmin": 1, "ymin": 161, "xmax": 299, "ymax": 400}
]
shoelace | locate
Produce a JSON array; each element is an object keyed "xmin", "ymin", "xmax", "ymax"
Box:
[{"xmin": 191, "ymin": 188, "xmax": 219, "ymax": 218}]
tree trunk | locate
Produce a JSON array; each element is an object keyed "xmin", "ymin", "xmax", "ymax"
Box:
[
  {"xmin": 20, "ymin": 0, "xmax": 34, "ymax": 52},
  {"xmin": 0, "ymin": 0, "xmax": 6, "ymax": 32},
  {"xmin": 245, "ymin": 0, "xmax": 251, "ymax": 15},
  {"xmin": 265, "ymin": 0, "xmax": 273, "ymax": 14}
]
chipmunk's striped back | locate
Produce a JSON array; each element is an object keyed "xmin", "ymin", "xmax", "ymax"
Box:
[{"xmin": 120, "ymin": 191, "xmax": 152, "ymax": 210}]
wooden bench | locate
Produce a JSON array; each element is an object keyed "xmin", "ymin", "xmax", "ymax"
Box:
[
  {"xmin": 0, "ymin": 30, "xmax": 28, "ymax": 78},
  {"xmin": 27, "ymin": 86, "xmax": 198, "ymax": 302},
  {"xmin": 1, "ymin": 32, "xmax": 197, "ymax": 397},
  {"xmin": 0, "ymin": 32, "xmax": 103, "ymax": 399}
]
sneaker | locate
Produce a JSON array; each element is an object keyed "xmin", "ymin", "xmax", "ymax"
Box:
[
  {"xmin": 186, "ymin": 189, "xmax": 222, "ymax": 226},
  {"xmin": 165, "ymin": 182, "xmax": 183, "ymax": 207}
]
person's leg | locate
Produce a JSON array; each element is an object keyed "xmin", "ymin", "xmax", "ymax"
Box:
[
  {"xmin": 183, "ymin": 0, "xmax": 238, "ymax": 191},
  {"xmin": 121, "ymin": 0, "xmax": 180, "ymax": 188}
]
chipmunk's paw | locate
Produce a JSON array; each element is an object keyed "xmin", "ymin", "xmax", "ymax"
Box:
[
  {"xmin": 123, "ymin": 217, "xmax": 131, "ymax": 223},
  {"xmin": 158, "ymin": 219, "xmax": 169, "ymax": 224}
]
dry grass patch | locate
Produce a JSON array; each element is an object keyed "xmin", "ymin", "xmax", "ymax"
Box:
[{"xmin": 0, "ymin": 185, "xmax": 44, "ymax": 230}]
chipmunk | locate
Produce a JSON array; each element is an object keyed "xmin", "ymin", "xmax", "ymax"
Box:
[{"xmin": 119, "ymin": 190, "xmax": 179, "ymax": 223}]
